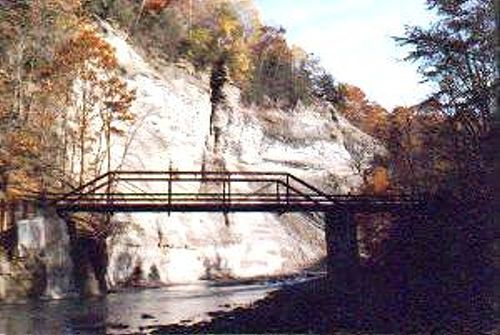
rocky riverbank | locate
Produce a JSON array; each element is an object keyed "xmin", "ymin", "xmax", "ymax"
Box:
[{"xmin": 150, "ymin": 269, "xmax": 497, "ymax": 334}]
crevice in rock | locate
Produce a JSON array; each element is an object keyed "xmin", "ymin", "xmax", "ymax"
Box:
[
  {"xmin": 223, "ymin": 213, "xmax": 230, "ymax": 227},
  {"xmin": 209, "ymin": 56, "xmax": 228, "ymax": 136},
  {"xmin": 65, "ymin": 216, "xmax": 108, "ymax": 297}
]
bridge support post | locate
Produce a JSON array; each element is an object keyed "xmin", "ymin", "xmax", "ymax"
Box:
[{"xmin": 324, "ymin": 210, "xmax": 359, "ymax": 293}]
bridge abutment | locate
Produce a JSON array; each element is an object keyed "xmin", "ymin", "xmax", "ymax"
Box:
[{"xmin": 324, "ymin": 210, "xmax": 359, "ymax": 293}]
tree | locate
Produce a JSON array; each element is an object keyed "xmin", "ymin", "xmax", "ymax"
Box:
[
  {"xmin": 368, "ymin": 166, "xmax": 390, "ymax": 194},
  {"xmin": 395, "ymin": 0, "xmax": 495, "ymax": 137},
  {"xmin": 184, "ymin": 26, "xmax": 217, "ymax": 68},
  {"xmin": 395, "ymin": 0, "xmax": 497, "ymax": 197},
  {"xmin": 54, "ymin": 27, "xmax": 135, "ymax": 185},
  {"xmin": 0, "ymin": 0, "xmax": 83, "ymax": 197},
  {"xmin": 389, "ymin": 1, "xmax": 497, "ymax": 324},
  {"xmin": 299, "ymin": 55, "xmax": 343, "ymax": 107},
  {"xmin": 395, "ymin": 0, "xmax": 495, "ymax": 204},
  {"xmin": 337, "ymin": 84, "xmax": 389, "ymax": 141},
  {"xmin": 243, "ymin": 26, "xmax": 302, "ymax": 107}
]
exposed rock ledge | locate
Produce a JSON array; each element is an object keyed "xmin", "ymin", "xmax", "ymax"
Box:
[
  {"xmin": 0, "ymin": 23, "xmax": 385, "ymax": 300},
  {"xmin": 0, "ymin": 209, "xmax": 74, "ymax": 302},
  {"xmin": 101, "ymin": 24, "xmax": 384, "ymax": 288}
]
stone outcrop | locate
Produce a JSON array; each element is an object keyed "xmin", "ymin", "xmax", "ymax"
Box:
[
  {"xmin": 0, "ymin": 208, "xmax": 74, "ymax": 302},
  {"xmin": 0, "ymin": 20, "xmax": 385, "ymax": 300},
  {"xmin": 100, "ymin": 24, "xmax": 384, "ymax": 288}
]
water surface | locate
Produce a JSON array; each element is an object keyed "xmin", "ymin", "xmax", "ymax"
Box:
[{"xmin": 0, "ymin": 279, "xmax": 298, "ymax": 335}]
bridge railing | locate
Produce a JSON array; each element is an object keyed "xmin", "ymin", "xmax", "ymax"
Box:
[
  {"xmin": 55, "ymin": 171, "xmax": 340, "ymax": 209},
  {"xmin": 53, "ymin": 170, "xmax": 428, "ymax": 212}
]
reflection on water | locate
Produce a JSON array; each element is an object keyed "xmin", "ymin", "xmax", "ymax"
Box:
[{"xmin": 0, "ymin": 281, "xmax": 280, "ymax": 335}]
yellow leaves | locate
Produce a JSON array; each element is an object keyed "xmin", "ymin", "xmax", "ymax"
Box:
[
  {"xmin": 226, "ymin": 40, "xmax": 252, "ymax": 84},
  {"xmin": 22, "ymin": 134, "xmax": 40, "ymax": 154},
  {"xmin": 218, "ymin": 10, "xmax": 240, "ymax": 41},
  {"xmin": 183, "ymin": 2, "xmax": 253, "ymax": 76},
  {"xmin": 184, "ymin": 27, "xmax": 217, "ymax": 67},
  {"xmin": 7, "ymin": 170, "xmax": 39, "ymax": 199},
  {"xmin": 187, "ymin": 27, "xmax": 214, "ymax": 54},
  {"xmin": 191, "ymin": 27, "xmax": 214, "ymax": 46},
  {"xmin": 231, "ymin": 51, "xmax": 252, "ymax": 79},
  {"xmin": 291, "ymin": 46, "xmax": 308, "ymax": 64}
]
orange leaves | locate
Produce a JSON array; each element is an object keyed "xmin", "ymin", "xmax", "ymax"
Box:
[
  {"xmin": 342, "ymin": 84, "xmax": 366, "ymax": 104},
  {"xmin": 0, "ymin": 0, "xmax": 138, "ymax": 195},
  {"xmin": 28, "ymin": 19, "xmax": 136, "ymax": 183},
  {"xmin": 217, "ymin": 5, "xmax": 242, "ymax": 42},
  {"xmin": 7, "ymin": 169, "xmax": 40, "ymax": 199},
  {"xmin": 2, "ymin": 129, "xmax": 40, "ymax": 172},
  {"xmin": 54, "ymin": 24, "xmax": 135, "ymax": 127},
  {"xmin": 359, "ymin": 165, "xmax": 391, "ymax": 195},
  {"xmin": 391, "ymin": 106, "xmax": 415, "ymax": 128},
  {"xmin": 338, "ymin": 84, "xmax": 389, "ymax": 141},
  {"xmin": 356, "ymin": 212, "xmax": 393, "ymax": 260},
  {"xmin": 55, "ymin": 27, "xmax": 118, "ymax": 73},
  {"xmin": 384, "ymin": 102, "xmax": 464, "ymax": 194},
  {"xmin": 144, "ymin": 0, "xmax": 173, "ymax": 12},
  {"xmin": 368, "ymin": 105, "xmax": 390, "ymax": 140},
  {"xmin": 369, "ymin": 166, "xmax": 390, "ymax": 194},
  {"xmin": 0, "ymin": 0, "xmax": 83, "ymax": 196}
]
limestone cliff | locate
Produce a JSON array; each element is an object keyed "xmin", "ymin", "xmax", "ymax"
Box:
[
  {"xmin": 0, "ymin": 20, "xmax": 384, "ymax": 299},
  {"xmin": 99, "ymin": 24, "xmax": 384, "ymax": 287},
  {"xmin": 0, "ymin": 209, "xmax": 74, "ymax": 302}
]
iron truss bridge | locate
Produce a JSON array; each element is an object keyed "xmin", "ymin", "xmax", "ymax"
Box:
[{"xmin": 52, "ymin": 171, "xmax": 428, "ymax": 213}]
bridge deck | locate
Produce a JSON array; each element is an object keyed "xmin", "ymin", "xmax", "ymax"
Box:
[{"xmin": 52, "ymin": 171, "xmax": 427, "ymax": 213}]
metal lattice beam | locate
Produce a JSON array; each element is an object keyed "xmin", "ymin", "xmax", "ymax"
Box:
[{"xmin": 51, "ymin": 171, "xmax": 428, "ymax": 214}]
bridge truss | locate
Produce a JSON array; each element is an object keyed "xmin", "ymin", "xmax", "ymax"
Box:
[{"xmin": 54, "ymin": 171, "xmax": 426, "ymax": 213}]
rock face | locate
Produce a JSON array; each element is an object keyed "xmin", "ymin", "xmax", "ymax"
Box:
[
  {"xmin": 0, "ymin": 22, "xmax": 385, "ymax": 299},
  {"xmin": 101, "ymin": 25, "xmax": 384, "ymax": 288},
  {"xmin": 0, "ymin": 21, "xmax": 385, "ymax": 299},
  {"xmin": 0, "ymin": 209, "xmax": 74, "ymax": 302}
]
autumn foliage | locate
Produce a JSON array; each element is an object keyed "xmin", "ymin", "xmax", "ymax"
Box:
[
  {"xmin": 144, "ymin": 0, "xmax": 172, "ymax": 12},
  {"xmin": 337, "ymin": 84, "xmax": 389, "ymax": 141},
  {"xmin": 84, "ymin": 0, "xmax": 336, "ymax": 108},
  {"xmin": 0, "ymin": 1, "xmax": 135, "ymax": 198}
]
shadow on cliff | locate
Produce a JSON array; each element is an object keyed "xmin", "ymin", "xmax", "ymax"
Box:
[
  {"xmin": 0, "ymin": 226, "xmax": 16, "ymax": 258},
  {"xmin": 70, "ymin": 236, "xmax": 108, "ymax": 296}
]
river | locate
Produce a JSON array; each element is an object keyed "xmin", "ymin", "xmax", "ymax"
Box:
[{"xmin": 0, "ymin": 278, "xmax": 310, "ymax": 335}]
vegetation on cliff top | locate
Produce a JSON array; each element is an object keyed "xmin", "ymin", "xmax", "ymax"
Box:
[
  {"xmin": 84, "ymin": 0, "xmax": 345, "ymax": 108},
  {"xmin": 0, "ymin": 0, "xmax": 495, "ymax": 202},
  {"xmin": 0, "ymin": 0, "xmax": 349, "ymax": 197},
  {"xmin": 0, "ymin": 0, "xmax": 135, "ymax": 197}
]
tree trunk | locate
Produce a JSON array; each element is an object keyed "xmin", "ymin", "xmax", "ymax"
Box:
[{"xmin": 79, "ymin": 89, "xmax": 88, "ymax": 187}]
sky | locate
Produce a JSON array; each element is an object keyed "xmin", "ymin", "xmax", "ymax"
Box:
[{"xmin": 253, "ymin": 0, "xmax": 436, "ymax": 110}]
